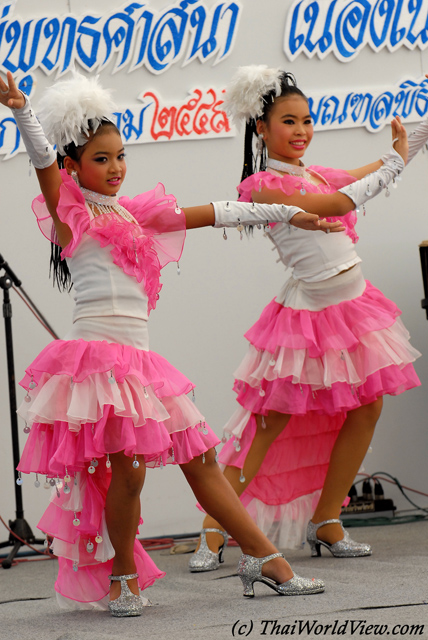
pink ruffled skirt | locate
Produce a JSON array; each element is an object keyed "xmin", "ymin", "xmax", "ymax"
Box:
[
  {"xmin": 17, "ymin": 318, "xmax": 219, "ymax": 606},
  {"xmin": 218, "ymin": 265, "xmax": 420, "ymax": 549}
]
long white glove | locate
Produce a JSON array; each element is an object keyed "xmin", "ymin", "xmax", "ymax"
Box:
[
  {"xmin": 212, "ymin": 200, "xmax": 304, "ymax": 227},
  {"xmin": 338, "ymin": 146, "xmax": 404, "ymax": 206},
  {"xmin": 11, "ymin": 93, "xmax": 56, "ymax": 169},
  {"xmin": 406, "ymin": 118, "xmax": 428, "ymax": 164}
]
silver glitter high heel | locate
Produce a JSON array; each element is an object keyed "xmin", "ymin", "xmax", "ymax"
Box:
[
  {"xmin": 306, "ymin": 519, "xmax": 372, "ymax": 558},
  {"xmin": 108, "ymin": 573, "xmax": 145, "ymax": 617},
  {"xmin": 237, "ymin": 553, "xmax": 325, "ymax": 598},
  {"xmin": 188, "ymin": 528, "xmax": 229, "ymax": 572}
]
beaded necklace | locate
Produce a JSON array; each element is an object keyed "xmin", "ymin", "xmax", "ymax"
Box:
[
  {"xmin": 266, "ymin": 157, "xmax": 315, "ymax": 182},
  {"xmin": 80, "ymin": 186, "xmax": 137, "ymax": 223}
]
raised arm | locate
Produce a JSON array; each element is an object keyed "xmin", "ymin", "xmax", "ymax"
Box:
[{"xmin": 0, "ymin": 72, "xmax": 71, "ymax": 248}]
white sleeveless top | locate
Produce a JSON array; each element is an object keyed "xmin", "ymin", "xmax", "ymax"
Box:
[
  {"xmin": 67, "ymin": 235, "xmax": 149, "ymax": 322},
  {"xmin": 266, "ymin": 222, "xmax": 361, "ymax": 283}
]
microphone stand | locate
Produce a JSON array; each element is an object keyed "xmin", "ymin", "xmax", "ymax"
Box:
[{"xmin": 0, "ymin": 253, "xmax": 58, "ymax": 568}]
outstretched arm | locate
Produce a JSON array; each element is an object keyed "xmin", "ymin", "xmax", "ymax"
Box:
[
  {"xmin": 182, "ymin": 203, "xmax": 345, "ymax": 232},
  {"xmin": 252, "ymin": 116, "xmax": 408, "ymax": 217},
  {"xmin": 0, "ymin": 72, "xmax": 71, "ymax": 248}
]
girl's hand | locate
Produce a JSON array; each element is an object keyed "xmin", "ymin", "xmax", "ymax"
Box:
[
  {"xmin": 0, "ymin": 71, "xmax": 25, "ymax": 109},
  {"xmin": 291, "ymin": 211, "xmax": 345, "ymax": 233},
  {"xmin": 391, "ymin": 115, "xmax": 408, "ymax": 164}
]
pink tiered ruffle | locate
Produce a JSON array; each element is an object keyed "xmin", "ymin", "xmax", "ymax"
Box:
[
  {"xmin": 238, "ymin": 166, "xmax": 359, "ymax": 243},
  {"xmin": 18, "ymin": 338, "xmax": 219, "ymax": 602},
  {"xmin": 218, "ymin": 278, "xmax": 420, "ymax": 549}
]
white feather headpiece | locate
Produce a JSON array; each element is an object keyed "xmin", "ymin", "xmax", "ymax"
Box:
[
  {"xmin": 36, "ymin": 71, "xmax": 117, "ymax": 155},
  {"xmin": 222, "ymin": 65, "xmax": 283, "ymax": 127}
]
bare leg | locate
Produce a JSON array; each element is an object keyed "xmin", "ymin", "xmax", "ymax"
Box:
[
  {"xmin": 200, "ymin": 411, "xmax": 290, "ymax": 552},
  {"xmin": 182, "ymin": 446, "xmax": 293, "ymax": 583},
  {"xmin": 105, "ymin": 451, "xmax": 146, "ymax": 600},
  {"xmin": 312, "ymin": 397, "xmax": 383, "ymax": 544}
]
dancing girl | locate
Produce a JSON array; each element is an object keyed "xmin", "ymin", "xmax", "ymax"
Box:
[
  {"xmin": 0, "ymin": 69, "xmax": 350, "ymax": 615},
  {"xmin": 190, "ymin": 65, "xmax": 421, "ymax": 572}
]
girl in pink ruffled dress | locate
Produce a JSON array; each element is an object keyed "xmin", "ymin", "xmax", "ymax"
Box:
[
  {"xmin": 190, "ymin": 66, "xmax": 421, "ymax": 571},
  {"xmin": 0, "ymin": 70, "xmax": 343, "ymax": 615}
]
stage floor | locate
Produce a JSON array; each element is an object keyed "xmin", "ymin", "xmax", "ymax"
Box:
[{"xmin": 1, "ymin": 519, "xmax": 427, "ymax": 640}]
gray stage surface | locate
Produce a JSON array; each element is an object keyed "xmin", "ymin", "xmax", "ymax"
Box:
[{"xmin": 0, "ymin": 520, "xmax": 427, "ymax": 640}]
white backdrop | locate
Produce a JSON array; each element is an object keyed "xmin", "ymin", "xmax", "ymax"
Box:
[{"xmin": 0, "ymin": 0, "xmax": 427, "ymax": 541}]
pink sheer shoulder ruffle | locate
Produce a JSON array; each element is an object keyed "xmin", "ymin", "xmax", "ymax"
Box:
[
  {"xmin": 31, "ymin": 171, "xmax": 186, "ymax": 313},
  {"xmin": 238, "ymin": 168, "xmax": 358, "ymax": 243}
]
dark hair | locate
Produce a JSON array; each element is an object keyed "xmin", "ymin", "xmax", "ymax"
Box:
[
  {"xmin": 50, "ymin": 118, "xmax": 120, "ymax": 292},
  {"xmin": 240, "ymin": 72, "xmax": 308, "ymax": 182}
]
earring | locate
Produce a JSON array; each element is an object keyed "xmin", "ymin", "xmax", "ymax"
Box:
[
  {"xmin": 256, "ymin": 133, "xmax": 264, "ymax": 154},
  {"xmin": 71, "ymin": 170, "xmax": 80, "ymax": 186}
]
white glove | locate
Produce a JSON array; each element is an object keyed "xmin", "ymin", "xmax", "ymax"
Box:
[
  {"xmin": 406, "ymin": 118, "xmax": 428, "ymax": 164},
  {"xmin": 338, "ymin": 146, "xmax": 404, "ymax": 206},
  {"xmin": 11, "ymin": 93, "xmax": 56, "ymax": 169},
  {"xmin": 212, "ymin": 200, "xmax": 304, "ymax": 228}
]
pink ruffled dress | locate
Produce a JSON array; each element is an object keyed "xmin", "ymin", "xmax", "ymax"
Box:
[
  {"xmin": 17, "ymin": 171, "xmax": 219, "ymax": 607},
  {"xmin": 218, "ymin": 166, "xmax": 421, "ymax": 549}
]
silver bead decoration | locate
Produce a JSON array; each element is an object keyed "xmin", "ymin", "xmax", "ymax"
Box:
[
  {"xmin": 34, "ymin": 474, "xmax": 40, "ymax": 488},
  {"xmin": 44, "ymin": 479, "xmax": 50, "ymax": 489},
  {"xmin": 95, "ymin": 533, "xmax": 103, "ymax": 543},
  {"xmin": 202, "ymin": 452, "xmax": 205, "ymax": 464},
  {"xmin": 29, "ymin": 377, "xmax": 36, "ymax": 390},
  {"xmin": 143, "ymin": 387, "xmax": 149, "ymax": 399},
  {"xmin": 175, "ymin": 206, "xmax": 182, "ymax": 215},
  {"xmin": 108, "ymin": 371, "xmax": 116, "ymax": 384},
  {"xmin": 49, "ymin": 478, "xmax": 56, "ymax": 486},
  {"xmin": 24, "ymin": 393, "xmax": 31, "ymax": 403},
  {"xmin": 132, "ymin": 457, "xmax": 140, "ymax": 469},
  {"xmin": 223, "ymin": 229, "xmax": 228, "ymax": 240},
  {"xmin": 23, "ymin": 424, "xmax": 30, "ymax": 434},
  {"xmin": 16, "ymin": 474, "xmax": 23, "ymax": 486},
  {"xmin": 261, "ymin": 416, "xmax": 267, "ymax": 429},
  {"xmin": 176, "ymin": 262, "xmax": 181, "ymax": 275},
  {"xmin": 225, "ymin": 202, "xmax": 231, "ymax": 211},
  {"xmin": 202, "ymin": 423, "xmax": 208, "ymax": 435},
  {"xmin": 73, "ymin": 513, "xmax": 80, "ymax": 526},
  {"xmin": 234, "ymin": 439, "xmax": 241, "ymax": 452},
  {"xmin": 239, "ymin": 471, "xmax": 246, "ymax": 483},
  {"xmin": 86, "ymin": 541, "xmax": 94, "ymax": 553},
  {"xmin": 92, "ymin": 459, "xmax": 99, "ymax": 467},
  {"xmin": 192, "ymin": 390, "xmax": 196, "ymax": 403},
  {"xmin": 221, "ymin": 435, "xmax": 227, "ymax": 443},
  {"xmin": 269, "ymin": 358, "xmax": 276, "ymax": 367},
  {"xmin": 385, "ymin": 187, "xmax": 390, "ymax": 197},
  {"xmin": 64, "ymin": 474, "xmax": 71, "ymax": 483},
  {"xmin": 106, "ymin": 455, "xmax": 111, "ymax": 469},
  {"xmin": 259, "ymin": 389, "xmax": 266, "ymax": 397},
  {"xmin": 88, "ymin": 465, "xmax": 96, "ymax": 474},
  {"xmin": 73, "ymin": 561, "xmax": 79, "ymax": 572},
  {"xmin": 300, "ymin": 186, "xmax": 306, "ymax": 195},
  {"xmin": 63, "ymin": 484, "xmax": 71, "ymax": 494},
  {"xmin": 171, "ymin": 447, "xmax": 175, "ymax": 463},
  {"xmin": 365, "ymin": 187, "xmax": 372, "ymax": 197}
]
